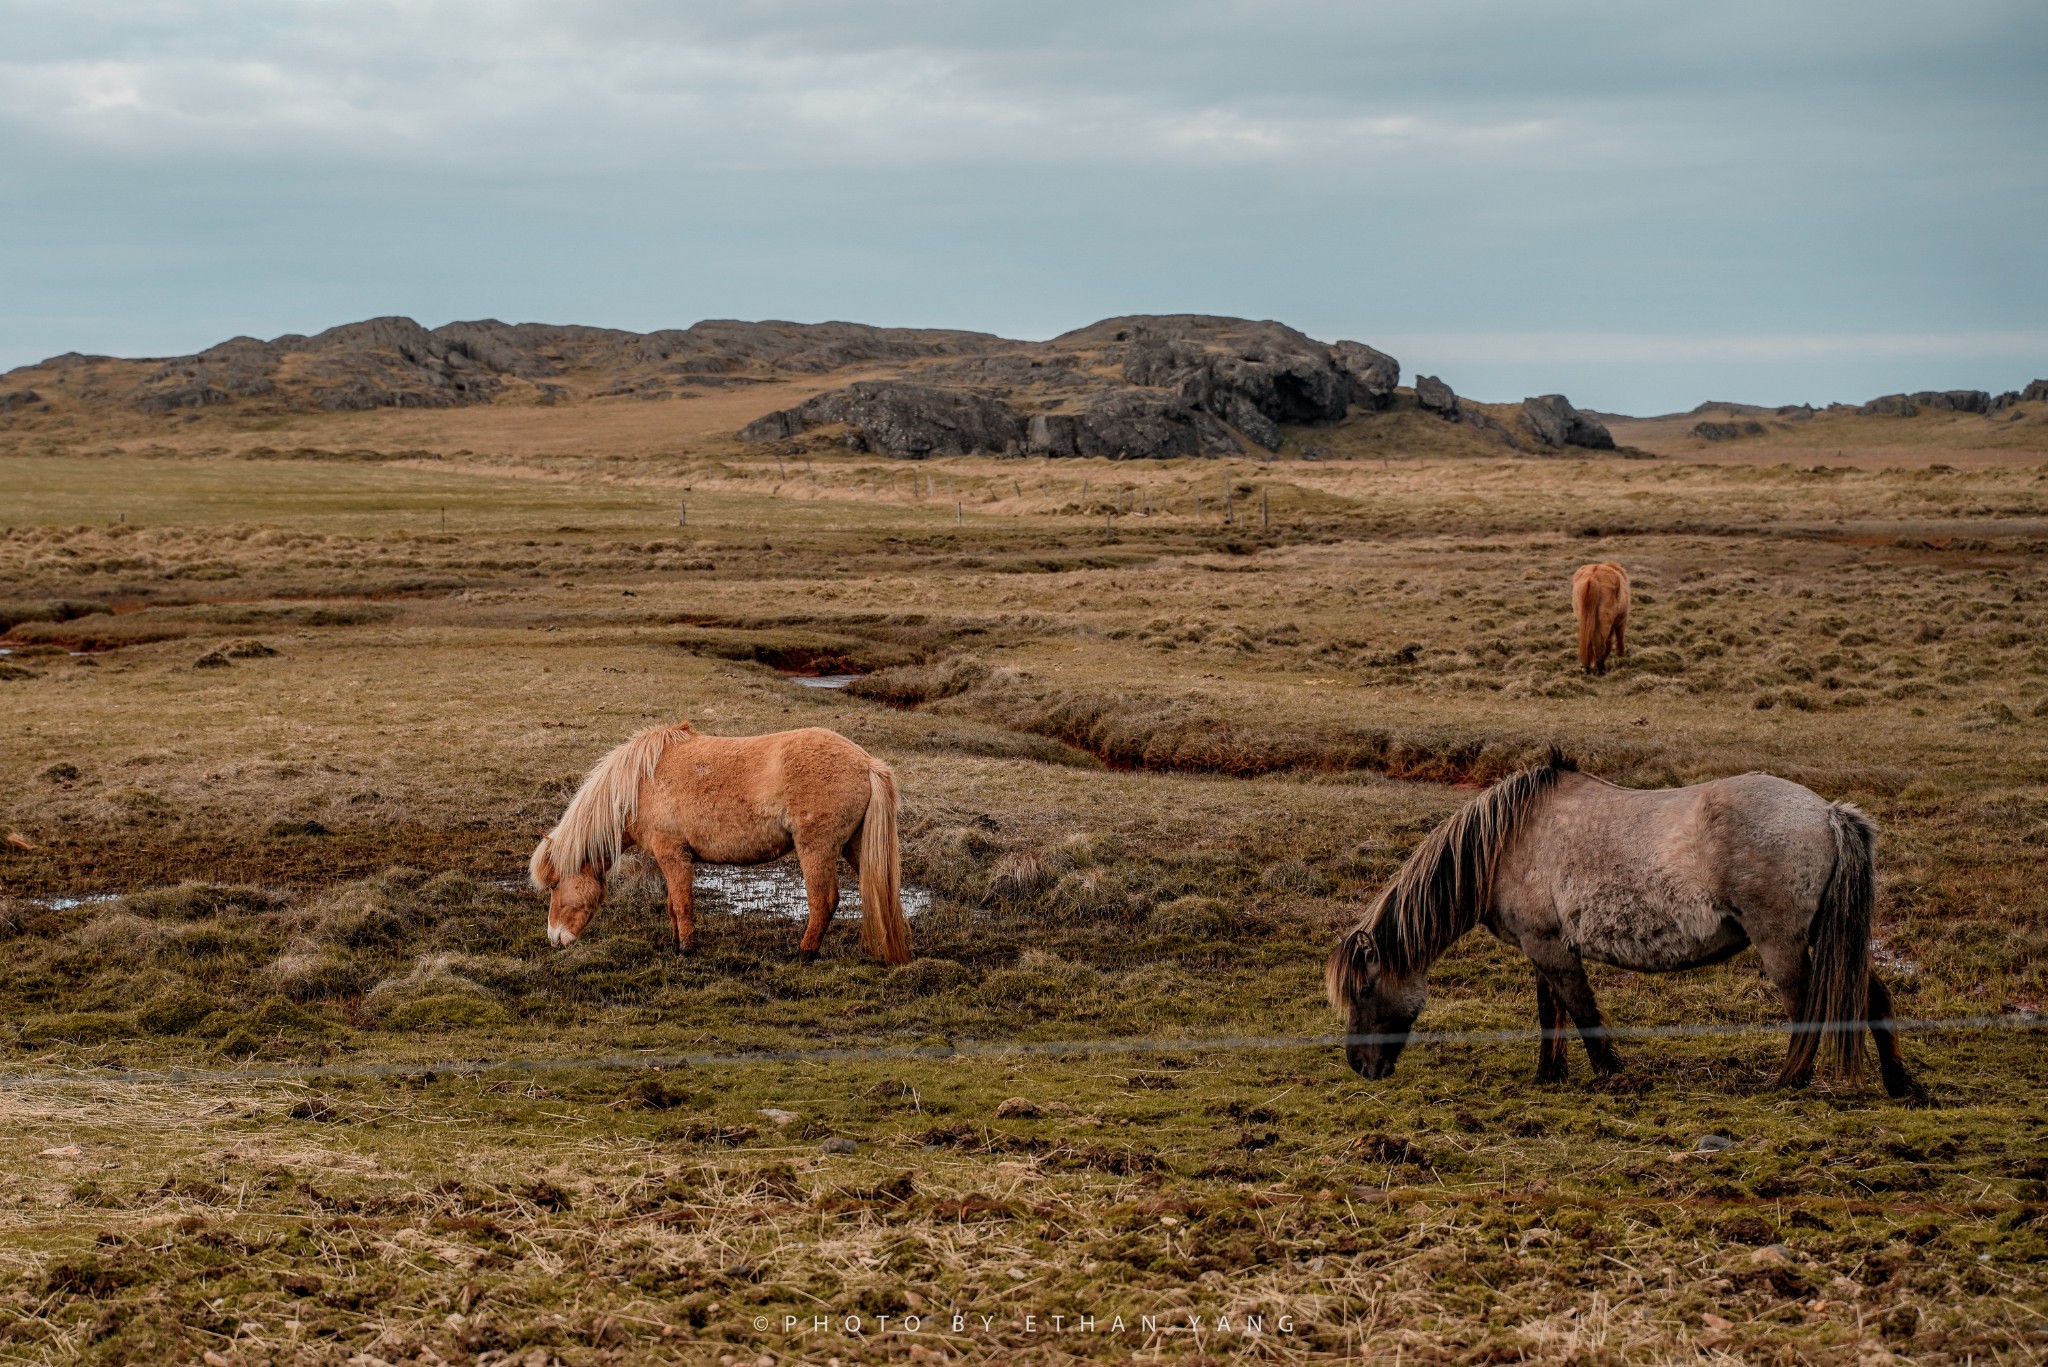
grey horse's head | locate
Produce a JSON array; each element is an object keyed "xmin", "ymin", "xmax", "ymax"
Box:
[{"xmin": 1325, "ymin": 928, "xmax": 1428, "ymax": 1079}]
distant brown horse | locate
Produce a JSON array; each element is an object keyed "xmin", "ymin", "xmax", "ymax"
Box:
[
  {"xmin": 530, "ymin": 722, "xmax": 909, "ymax": 964},
  {"xmin": 1572, "ymin": 562, "xmax": 1630, "ymax": 673}
]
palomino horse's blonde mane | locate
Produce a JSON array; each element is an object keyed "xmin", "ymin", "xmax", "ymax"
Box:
[{"xmin": 530, "ymin": 722, "xmax": 689, "ymax": 889}]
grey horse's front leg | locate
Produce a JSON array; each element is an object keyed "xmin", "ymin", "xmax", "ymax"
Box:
[
  {"xmin": 1530, "ymin": 950, "xmax": 1624, "ymax": 1076},
  {"xmin": 1535, "ymin": 977, "xmax": 1571, "ymax": 1084}
]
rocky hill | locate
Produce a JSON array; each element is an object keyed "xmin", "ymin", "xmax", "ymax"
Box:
[
  {"xmin": 740, "ymin": 314, "xmax": 1623, "ymax": 460},
  {"xmin": 0, "ymin": 316, "xmax": 1012, "ymax": 419},
  {"xmin": 0, "ymin": 312, "xmax": 1635, "ymax": 460}
]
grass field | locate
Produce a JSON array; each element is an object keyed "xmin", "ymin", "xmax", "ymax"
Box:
[{"xmin": 2, "ymin": 421, "xmax": 2046, "ymax": 1364}]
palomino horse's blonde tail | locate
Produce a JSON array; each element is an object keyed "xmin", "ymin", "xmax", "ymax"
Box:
[
  {"xmin": 858, "ymin": 761, "xmax": 911, "ymax": 965},
  {"xmin": 529, "ymin": 725, "xmax": 675, "ymax": 890}
]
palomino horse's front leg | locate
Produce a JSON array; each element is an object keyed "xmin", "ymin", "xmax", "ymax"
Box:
[
  {"xmin": 794, "ymin": 840, "xmax": 841, "ymax": 965},
  {"xmin": 646, "ymin": 843, "xmax": 696, "ymax": 952}
]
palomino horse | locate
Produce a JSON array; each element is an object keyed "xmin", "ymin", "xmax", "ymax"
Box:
[
  {"xmin": 1572, "ymin": 561, "xmax": 1630, "ymax": 673},
  {"xmin": 1326, "ymin": 755, "xmax": 1919, "ymax": 1097},
  {"xmin": 530, "ymin": 722, "xmax": 910, "ymax": 964}
]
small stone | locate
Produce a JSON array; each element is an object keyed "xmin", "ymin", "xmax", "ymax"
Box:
[
  {"xmin": 39, "ymin": 1145, "xmax": 81, "ymax": 1159},
  {"xmin": 820, "ymin": 1137, "xmax": 858, "ymax": 1154},
  {"xmin": 995, "ymin": 1097, "xmax": 1040, "ymax": 1119},
  {"xmin": 1695, "ymin": 1134, "xmax": 1734, "ymax": 1152},
  {"xmin": 760, "ymin": 1108, "xmax": 799, "ymax": 1127},
  {"xmin": 1749, "ymin": 1244, "xmax": 1793, "ymax": 1266},
  {"xmin": 193, "ymin": 650, "xmax": 231, "ymax": 670},
  {"xmin": 1702, "ymin": 1313, "xmax": 1734, "ymax": 1332}
]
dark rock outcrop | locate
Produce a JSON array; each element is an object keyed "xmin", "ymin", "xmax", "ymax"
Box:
[
  {"xmin": 1060, "ymin": 315, "xmax": 1399, "ymax": 451},
  {"xmin": 1522, "ymin": 394, "xmax": 1615, "ymax": 450},
  {"xmin": 0, "ymin": 389, "xmax": 42, "ymax": 412},
  {"xmin": 2023, "ymin": 379, "xmax": 2048, "ymax": 402},
  {"xmin": 1858, "ymin": 394, "xmax": 1919, "ymax": 417},
  {"xmin": 1330, "ymin": 341, "xmax": 1400, "ymax": 410},
  {"xmin": 1028, "ymin": 390, "xmax": 1240, "ymax": 459},
  {"xmin": 1908, "ymin": 389, "xmax": 1990, "ymax": 414},
  {"xmin": 1415, "ymin": 375, "xmax": 1459, "ymax": 419},
  {"xmin": 1693, "ymin": 419, "xmax": 1767, "ymax": 442},
  {"xmin": 1117, "ymin": 320, "xmax": 1349, "ymax": 450},
  {"xmin": 736, "ymin": 313, "xmax": 1406, "ymax": 459},
  {"xmin": 740, "ymin": 382, "xmax": 1024, "ymax": 458}
]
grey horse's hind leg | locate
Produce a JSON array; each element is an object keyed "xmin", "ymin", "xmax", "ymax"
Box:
[
  {"xmin": 1535, "ymin": 978, "xmax": 1571, "ymax": 1084},
  {"xmin": 1755, "ymin": 940, "xmax": 1814, "ymax": 1087},
  {"xmin": 1530, "ymin": 951, "xmax": 1623, "ymax": 1076},
  {"xmin": 1867, "ymin": 977, "xmax": 1925, "ymax": 1102}
]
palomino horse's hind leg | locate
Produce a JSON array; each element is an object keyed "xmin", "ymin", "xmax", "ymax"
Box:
[
  {"xmin": 794, "ymin": 839, "xmax": 841, "ymax": 965},
  {"xmin": 1867, "ymin": 977, "xmax": 1925, "ymax": 1101},
  {"xmin": 1535, "ymin": 978, "xmax": 1571, "ymax": 1084}
]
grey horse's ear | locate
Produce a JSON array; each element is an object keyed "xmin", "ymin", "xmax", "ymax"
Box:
[{"xmin": 1325, "ymin": 928, "xmax": 1377, "ymax": 1008}]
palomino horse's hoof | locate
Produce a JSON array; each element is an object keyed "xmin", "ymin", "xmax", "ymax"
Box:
[{"xmin": 674, "ymin": 940, "xmax": 696, "ymax": 956}]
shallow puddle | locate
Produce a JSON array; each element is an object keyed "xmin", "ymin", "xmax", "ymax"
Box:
[
  {"xmin": 495, "ymin": 862, "xmax": 931, "ymax": 920},
  {"xmin": 1870, "ymin": 938, "xmax": 1920, "ymax": 979},
  {"xmin": 692, "ymin": 861, "xmax": 932, "ymax": 919},
  {"xmin": 789, "ymin": 674, "xmax": 861, "ymax": 690},
  {"xmin": 22, "ymin": 894, "xmax": 120, "ymax": 911}
]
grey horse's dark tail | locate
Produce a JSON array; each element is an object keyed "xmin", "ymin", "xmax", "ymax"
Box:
[{"xmin": 1781, "ymin": 803, "xmax": 1874, "ymax": 1085}]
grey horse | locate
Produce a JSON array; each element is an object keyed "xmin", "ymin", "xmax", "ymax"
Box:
[{"xmin": 1326, "ymin": 755, "xmax": 1919, "ymax": 1097}]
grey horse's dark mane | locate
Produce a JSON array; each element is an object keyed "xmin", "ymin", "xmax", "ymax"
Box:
[{"xmin": 1328, "ymin": 752, "xmax": 1574, "ymax": 1002}]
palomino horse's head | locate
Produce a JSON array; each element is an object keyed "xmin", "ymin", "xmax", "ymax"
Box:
[
  {"xmin": 530, "ymin": 838, "xmax": 604, "ymax": 948},
  {"xmin": 1325, "ymin": 928, "xmax": 1427, "ymax": 1079}
]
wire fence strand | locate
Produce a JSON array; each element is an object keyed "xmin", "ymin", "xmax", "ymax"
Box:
[{"xmin": 0, "ymin": 1012, "xmax": 2039, "ymax": 1089}]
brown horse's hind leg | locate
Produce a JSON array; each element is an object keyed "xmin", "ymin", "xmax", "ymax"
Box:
[
  {"xmin": 1867, "ymin": 976, "xmax": 1925, "ymax": 1102},
  {"xmin": 794, "ymin": 839, "xmax": 841, "ymax": 965},
  {"xmin": 1535, "ymin": 978, "xmax": 1570, "ymax": 1084}
]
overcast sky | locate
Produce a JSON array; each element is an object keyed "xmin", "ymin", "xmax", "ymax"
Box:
[{"xmin": 4, "ymin": 1, "xmax": 2044, "ymax": 412}]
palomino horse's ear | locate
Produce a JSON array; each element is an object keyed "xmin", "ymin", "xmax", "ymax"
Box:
[{"xmin": 529, "ymin": 839, "xmax": 558, "ymax": 892}]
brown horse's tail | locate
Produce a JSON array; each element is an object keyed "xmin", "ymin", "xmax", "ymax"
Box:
[
  {"xmin": 1781, "ymin": 803, "xmax": 1873, "ymax": 1085},
  {"xmin": 1573, "ymin": 573, "xmax": 1605, "ymax": 671},
  {"xmin": 858, "ymin": 761, "xmax": 911, "ymax": 965}
]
